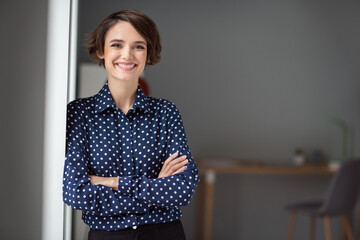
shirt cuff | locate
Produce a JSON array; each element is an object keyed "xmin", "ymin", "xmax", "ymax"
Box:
[{"xmin": 118, "ymin": 175, "xmax": 137, "ymax": 197}]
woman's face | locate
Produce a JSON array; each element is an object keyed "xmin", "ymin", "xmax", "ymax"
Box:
[{"xmin": 98, "ymin": 21, "xmax": 147, "ymax": 83}]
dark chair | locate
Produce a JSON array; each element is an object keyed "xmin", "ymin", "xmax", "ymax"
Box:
[{"xmin": 285, "ymin": 159, "xmax": 360, "ymax": 240}]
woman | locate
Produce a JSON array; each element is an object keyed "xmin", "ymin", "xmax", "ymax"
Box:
[{"xmin": 62, "ymin": 10, "xmax": 199, "ymax": 240}]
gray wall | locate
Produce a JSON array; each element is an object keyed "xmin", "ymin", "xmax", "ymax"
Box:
[
  {"xmin": 77, "ymin": 1, "xmax": 360, "ymax": 239},
  {"xmin": 0, "ymin": 0, "xmax": 47, "ymax": 239}
]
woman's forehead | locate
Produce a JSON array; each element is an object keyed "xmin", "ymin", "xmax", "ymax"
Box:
[{"xmin": 105, "ymin": 21, "xmax": 146, "ymax": 43}]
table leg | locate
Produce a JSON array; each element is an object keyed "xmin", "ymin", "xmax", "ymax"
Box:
[
  {"xmin": 310, "ymin": 215, "xmax": 316, "ymax": 240},
  {"xmin": 343, "ymin": 214, "xmax": 355, "ymax": 240},
  {"xmin": 286, "ymin": 212, "xmax": 296, "ymax": 240},
  {"xmin": 341, "ymin": 218, "xmax": 347, "ymax": 240},
  {"xmin": 203, "ymin": 170, "xmax": 216, "ymax": 240},
  {"xmin": 196, "ymin": 173, "xmax": 205, "ymax": 240},
  {"xmin": 323, "ymin": 215, "xmax": 332, "ymax": 240}
]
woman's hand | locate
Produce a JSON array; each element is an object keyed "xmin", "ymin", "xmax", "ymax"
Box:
[
  {"xmin": 89, "ymin": 175, "xmax": 119, "ymax": 191},
  {"xmin": 158, "ymin": 152, "xmax": 188, "ymax": 178},
  {"xmin": 89, "ymin": 152, "xmax": 188, "ymax": 187}
]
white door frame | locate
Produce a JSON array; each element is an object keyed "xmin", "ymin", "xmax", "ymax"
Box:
[{"xmin": 42, "ymin": 0, "xmax": 78, "ymax": 239}]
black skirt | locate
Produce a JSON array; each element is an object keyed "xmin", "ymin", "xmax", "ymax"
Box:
[{"xmin": 88, "ymin": 220, "xmax": 186, "ymax": 240}]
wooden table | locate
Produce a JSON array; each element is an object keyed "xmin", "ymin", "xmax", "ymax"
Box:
[{"xmin": 195, "ymin": 159, "xmax": 360, "ymax": 240}]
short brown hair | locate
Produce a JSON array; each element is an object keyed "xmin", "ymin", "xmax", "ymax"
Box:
[{"xmin": 86, "ymin": 10, "xmax": 162, "ymax": 67}]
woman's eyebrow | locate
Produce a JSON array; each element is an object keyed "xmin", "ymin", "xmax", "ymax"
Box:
[
  {"xmin": 134, "ymin": 41, "xmax": 147, "ymax": 45},
  {"xmin": 109, "ymin": 39, "xmax": 124, "ymax": 43},
  {"xmin": 109, "ymin": 39, "xmax": 146, "ymax": 45}
]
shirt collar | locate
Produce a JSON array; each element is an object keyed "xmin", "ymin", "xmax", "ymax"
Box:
[
  {"xmin": 94, "ymin": 82, "xmax": 151, "ymax": 114},
  {"xmin": 132, "ymin": 85, "xmax": 151, "ymax": 113}
]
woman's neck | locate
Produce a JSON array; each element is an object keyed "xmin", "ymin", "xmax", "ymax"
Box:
[{"xmin": 108, "ymin": 79, "xmax": 138, "ymax": 114}]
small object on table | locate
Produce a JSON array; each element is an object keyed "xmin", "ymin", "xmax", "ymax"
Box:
[{"xmin": 292, "ymin": 148, "xmax": 306, "ymax": 166}]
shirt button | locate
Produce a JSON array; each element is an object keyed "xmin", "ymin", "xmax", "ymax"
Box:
[{"xmin": 132, "ymin": 226, "xmax": 137, "ymax": 230}]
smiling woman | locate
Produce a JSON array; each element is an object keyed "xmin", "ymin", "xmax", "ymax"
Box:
[
  {"xmin": 97, "ymin": 21, "xmax": 148, "ymax": 107},
  {"xmin": 86, "ymin": 10, "xmax": 161, "ymax": 67},
  {"xmin": 62, "ymin": 10, "xmax": 199, "ymax": 240}
]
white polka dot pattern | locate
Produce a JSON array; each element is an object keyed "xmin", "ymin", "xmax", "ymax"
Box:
[{"xmin": 62, "ymin": 83, "xmax": 199, "ymax": 230}]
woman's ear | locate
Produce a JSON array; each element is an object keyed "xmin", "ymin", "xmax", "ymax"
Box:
[{"xmin": 97, "ymin": 51, "xmax": 104, "ymax": 59}]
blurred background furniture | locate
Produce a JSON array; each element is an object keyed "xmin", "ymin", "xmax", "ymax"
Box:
[
  {"xmin": 285, "ymin": 159, "xmax": 360, "ymax": 240},
  {"xmin": 196, "ymin": 159, "xmax": 338, "ymax": 240}
]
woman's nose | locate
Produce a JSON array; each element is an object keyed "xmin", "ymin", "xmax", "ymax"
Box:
[{"xmin": 121, "ymin": 46, "xmax": 132, "ymax": 60}]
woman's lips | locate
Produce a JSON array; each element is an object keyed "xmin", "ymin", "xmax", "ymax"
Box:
[{"xmin": 116, "ymin": 62, "xmax": 137, "ymax": 71}]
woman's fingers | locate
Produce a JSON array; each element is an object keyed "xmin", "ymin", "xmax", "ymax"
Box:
[
  {"xmin": 165, "ymin": 156, "xmax": 187, "ymax": 174},
  {"xmin": 163, "ymin": 152, "xmax": 179, "ymax": 165},
  {"xmin": 164, "ymin": 153, "xmax": 185, "ymax": 170},
  {"xmin": 173, "ymin": 166, "xmax": 187, "ymax": 175},
  {"xmin": 158, "ymin": 153, "xmax": 189, "ymax": 178},
  {"xmin": 169, "ymin": 158, "xmax": 188, "ymax": 172}
]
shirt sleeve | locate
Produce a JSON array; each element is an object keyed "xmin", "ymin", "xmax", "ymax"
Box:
[
  {"xmin": 62, "ymin": 101, "xmax": 150, "ymax": 216},
  {"xmin": 117, "ymin": 102, "xmax": 200, "ymax": 208}
]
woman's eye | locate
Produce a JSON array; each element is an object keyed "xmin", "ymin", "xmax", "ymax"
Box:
[
  {"xmin": 111, "ymin": 44, "xmax": 122, "ymax": 48},
  {"xmin": 134, "ymin": 45, "xmax": 145, "ymax": 50}
]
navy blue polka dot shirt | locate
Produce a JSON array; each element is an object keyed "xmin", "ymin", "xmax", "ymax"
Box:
[{"xmin": 62, "ymin": 82, "xmax": 199, "ymax": 230}]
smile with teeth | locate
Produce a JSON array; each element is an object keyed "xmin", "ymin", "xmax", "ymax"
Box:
[{"xmin": 116, "ymin": 62, "xmax": 137, "ymax": 71}]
